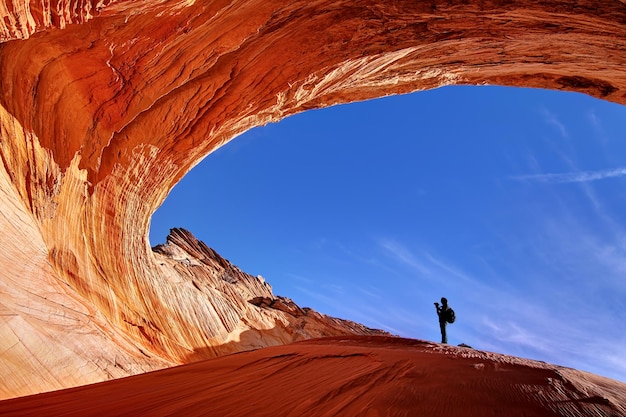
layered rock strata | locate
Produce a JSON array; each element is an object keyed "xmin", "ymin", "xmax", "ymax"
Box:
[
  {"xmin": 0, "ymin": 225, "xmax": 387, "ymax": 399},
  {"xmin": 1, "ymin": 0, "xmax": 626, "ymax": 400},
  {"xmin": 150, "ymin": 227, "xmax": 388, "ymax": 361}
]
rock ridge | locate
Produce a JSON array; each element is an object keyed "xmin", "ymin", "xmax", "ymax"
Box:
[{"xmin": 1, "ymin": 336, "xmax": 625, "ymax": 417}]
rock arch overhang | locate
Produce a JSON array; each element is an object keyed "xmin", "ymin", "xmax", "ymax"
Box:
[{"xmin": 1, "ymin": 0, "xmax": 625, "ymax": 398}]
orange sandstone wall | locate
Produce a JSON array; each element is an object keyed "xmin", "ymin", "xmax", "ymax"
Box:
[{"xmin": 0, "ymin": 0, "xmax": 625, "ymax": 399}]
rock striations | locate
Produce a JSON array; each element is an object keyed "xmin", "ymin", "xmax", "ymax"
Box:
[
  {"xmin": 150, "ymin": 227, "xmax": 388, "ymax": 362},
  {"xmin": 0, "ymin": 224, "xmax": 387, "ymax": 399},
  {"xmin": 1, "ymin": 337, "xmax": 625, "ymax": 417},
  {"xmin": 1, "ymin": 0, "xmax": 626, "ymax": 404}
]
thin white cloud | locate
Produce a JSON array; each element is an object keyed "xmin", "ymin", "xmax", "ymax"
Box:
[
  {"xmin": 313, "ymin": 238, "xmax": 388, "ymax": 270},
  {"xmin": 586, "ymin": 107, "xmax": 609, "ymax": 145},
  {"xmin": 294, "ymin": 285, "xmax": 405, "ymax": 335},
  {"xmin": 294, "ymin": 285, "xmax": 339, "ymax": 308},
  {"xmin": 511, "ymin": 166, "xmax": 626, "ymax": 184},
  {"xmin": 587, "ymin": 108, "xmax": 602, "ymax": 133},
  {"xmin": 423, "ymin": 252, "xmax": 480, "ymax": 286},
  {"xmin": 358, "ymin": 286, "xmax": 382, "ymax": 299},
  {"xmin": 373, "ymin": 204, "xmax": 626, "ymax": 381},
  {"xmin": 541, "ymin": 108, "xmax": 569, "ymax": 139},
  {"xmin": 480, "ymin": 316, "xmax": 553, "ymax": 354},
  {"xmin": 377, "ymin": 238, "xmax": 432, "ymax": 276}
]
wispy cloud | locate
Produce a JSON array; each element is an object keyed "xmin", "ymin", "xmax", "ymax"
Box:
[
  {"xmin": 293, "ymin": 284, "xmax": 405, "ymax": 335},
  {"xmin": 541, "ymin": 108, "xmax": 569, "ymax": 139},
  {"xmin": 374, "ymin": 195, "xmax": 626, "ymax": 380},
  {"xmin": 376, "ymin": 238, "xmax": 497, "ymax": 297},
  {"xmin": 423, "ymin": 252, "xmax": 478, "ymax": 285},
  {"xmin": 587, "ymin": 108, "xmax": 602, "ymax": 134},
  {"xmin": 511, "ymin": 166, "xmax": 626, "ymax": 184},
  {"xmin": 480, "ymin": 316, "xmax": 554, "ymax": 354},
  {"xmin": 377, "ymin": 238, "xmax": 432, "ymax": 276}
]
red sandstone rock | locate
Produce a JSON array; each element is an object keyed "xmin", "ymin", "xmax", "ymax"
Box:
[
  {"xmin": 0, "ymin": 225, "xmax": 387, "ymax": 399},
  {"xmin": 0, "ymin": 336, "xmax": 625, "ymax": 417},
  {"xmin": 1, "ymin": 0, "xmax": 626, "ymax": 403}
]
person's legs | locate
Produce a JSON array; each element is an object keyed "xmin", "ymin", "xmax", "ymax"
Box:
[{"xmin": 439, "ymin": 321, "xmax": 447, "ymax": 344}]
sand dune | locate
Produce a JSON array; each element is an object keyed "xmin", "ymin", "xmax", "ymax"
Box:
[{"xmin": 1, "ymin": 336, "xmax": 624, "ymax": 417}]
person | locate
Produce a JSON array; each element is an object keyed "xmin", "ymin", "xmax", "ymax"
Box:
[{"xmin": 434, "ymin": 297, "xmax": 452, "ymax": 344}]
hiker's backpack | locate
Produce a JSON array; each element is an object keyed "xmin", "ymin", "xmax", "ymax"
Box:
[{"xmin": 446, "ymin": 308, "xmax": 456, "ymax": 324}]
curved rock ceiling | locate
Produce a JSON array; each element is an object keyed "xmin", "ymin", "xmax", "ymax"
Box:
[{"xmin": 1, "ymin": 0, "xmax": 625, "ymax": 399}]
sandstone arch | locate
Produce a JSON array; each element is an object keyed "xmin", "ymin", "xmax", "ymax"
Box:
[{"xmin": 1, "ymin": 0, "xmax": 625, "ymax": 399}]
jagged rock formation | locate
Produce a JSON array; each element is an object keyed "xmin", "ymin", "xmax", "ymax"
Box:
[
  {"xmin": 1, "ymin": 0, "xmax": 626, "ymax": 401},
  {"xmin": 150, "ymin": 227, "xmax": 388, "ymax": 361}
]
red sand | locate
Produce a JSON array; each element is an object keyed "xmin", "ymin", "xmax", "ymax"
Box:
[{"xmin": 1, "ymin": 336, "xmax": 624, "ymax": 416}]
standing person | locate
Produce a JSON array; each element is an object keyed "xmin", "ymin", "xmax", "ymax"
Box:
[{"xmin": 434, "ymin": 297, "xmax": 455, "ymax": 344}]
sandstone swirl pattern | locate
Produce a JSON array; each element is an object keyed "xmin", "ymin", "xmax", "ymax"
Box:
[{"xmin": 0, "ymin": 0, "xmax": 625, "ymax": 399}]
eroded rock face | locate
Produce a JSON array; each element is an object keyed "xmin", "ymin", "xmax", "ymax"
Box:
[
  {"xmin": 0, "ymin": 223, "xmax": 388, "ymax": 399},
  {"xmin": 1, "ymin": 0, "xmax": 625, "ymax": 400},
  {"xmin": 151, "ymin": 228, "xmax": 389, "ymax": 359}
]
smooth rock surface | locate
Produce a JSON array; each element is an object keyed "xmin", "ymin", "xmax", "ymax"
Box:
[{"xmin": 1, "ymin": 336, "xmax": 625, "ymax": 417}]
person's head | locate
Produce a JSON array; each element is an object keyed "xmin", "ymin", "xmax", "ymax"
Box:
[{"xmin": 441, "ymin": 297, "xmax": 448, "ymax": 306}]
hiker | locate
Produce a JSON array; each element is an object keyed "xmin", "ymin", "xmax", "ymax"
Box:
[{"xmin": 434, "ymin": 297, "xmax": 455, "ymax": 344}]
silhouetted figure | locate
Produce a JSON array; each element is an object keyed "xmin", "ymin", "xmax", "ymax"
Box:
[{"xmin": 434, "ymin": 297, "xmax": 455, "ymax": 344}]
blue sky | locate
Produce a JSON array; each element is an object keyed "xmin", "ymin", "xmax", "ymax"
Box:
[{"xmin": 150, "ymin": 86, "xmax": 626, "ymax": 382}]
